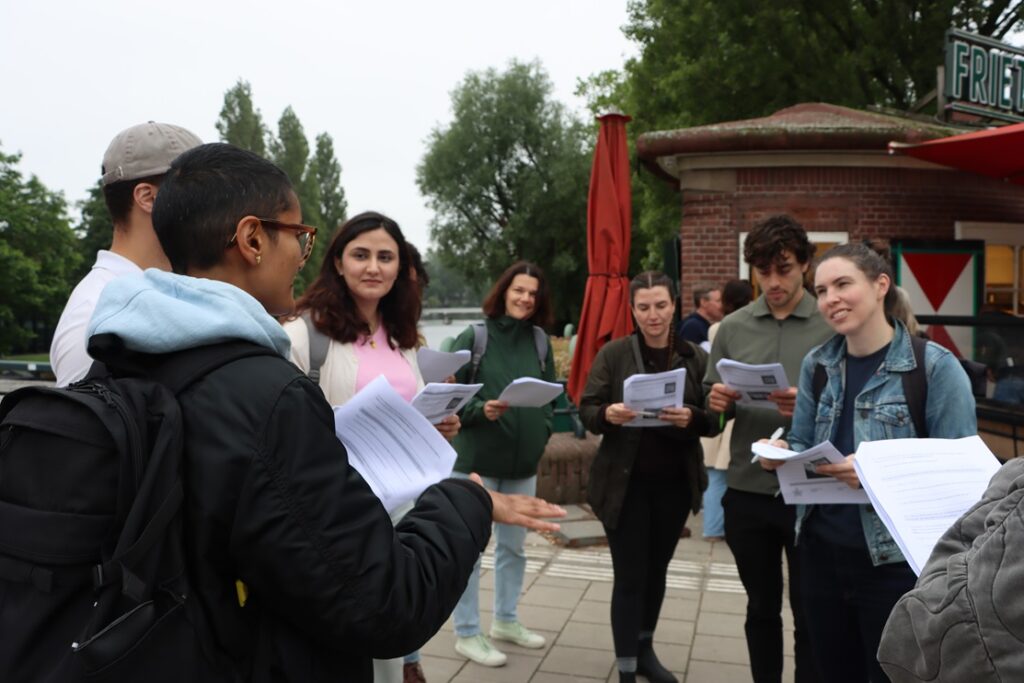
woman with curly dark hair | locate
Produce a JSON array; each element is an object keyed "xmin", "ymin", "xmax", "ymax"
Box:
[{"xmin": 282, "ymin": 210, "xmax": 457, "ymax": 683}]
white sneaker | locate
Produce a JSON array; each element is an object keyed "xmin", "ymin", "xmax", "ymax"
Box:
[
  {"xmin": 455, "ymin": 634, "xmax": 507, "ymax": 667},
  {"xmin": 490, "ymin": 620, "xmax": 547, "ymax": 649}
]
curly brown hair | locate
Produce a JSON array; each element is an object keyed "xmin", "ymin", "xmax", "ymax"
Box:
[
  {"xmin": 481, "ymin": 261, "xmax": 553, "ymax": 329},
  {"xmin": 293, "ymin": 211, "xmax": 420, "ymax": 349},
  {"xmin": 743, "ymin": 215, "xmax": 815, "ymax": 270}
]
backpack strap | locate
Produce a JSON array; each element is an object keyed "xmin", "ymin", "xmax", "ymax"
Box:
[
  {"xmin": 301, "ymin": 311, "xmax": 331, "ymax": 384},
  {"xmin": 903, "ymin": 335, "xmax": 929, "ymax": 438},
  {"xmin": 532, "ymin": 326, "xmax": 549, "ymax": 374},
  {"xmin": 469, "ymin": 323, "xmax": 487, "ymax": 383},
  {"xmin": 812, "ymin": 363, "xmax": 828, "ymax": 405}
]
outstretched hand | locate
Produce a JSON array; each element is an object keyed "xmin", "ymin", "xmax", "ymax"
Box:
[{"xmin": 469, "ymin": 473, "xmax": 566, "ymax": 532}]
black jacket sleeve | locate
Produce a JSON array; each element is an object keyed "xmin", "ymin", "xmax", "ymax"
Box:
[{"xmin": 229, "ymin": 376, "xmax": 492, "ymax": 658}]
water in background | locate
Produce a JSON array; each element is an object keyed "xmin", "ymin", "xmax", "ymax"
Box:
[{"xmin": 419, "ymin": 308, "xmax": 483, "ymax": 350}]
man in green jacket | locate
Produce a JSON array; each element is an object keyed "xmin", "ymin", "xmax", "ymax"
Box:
[{"xmin": 703, "ymin": 216, "xmax": 832, "ymax": 683}]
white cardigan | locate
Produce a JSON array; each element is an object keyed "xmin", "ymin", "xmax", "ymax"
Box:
[{"xmin": 282, "ymin": 317, "xmax": 424, "ymax": 406}]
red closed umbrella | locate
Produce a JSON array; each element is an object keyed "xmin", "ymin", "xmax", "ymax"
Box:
[{"xmin": 567, "ymin": 111, "xmax": 634, "ymax": 404}]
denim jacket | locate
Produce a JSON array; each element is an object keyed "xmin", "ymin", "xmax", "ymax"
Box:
[{"xmin": 789, "ymin": 321, "xmax": 977, "ymax": 566}]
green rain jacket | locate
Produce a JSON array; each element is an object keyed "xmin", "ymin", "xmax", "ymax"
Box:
[{"xmin": 450, "ymin": 316, "xmax": 556, "ymax": 479}]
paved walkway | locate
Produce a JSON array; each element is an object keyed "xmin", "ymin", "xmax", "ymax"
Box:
[{"xmin": 419, "ymin": 507, "xmax": 797, "ymax": 683}]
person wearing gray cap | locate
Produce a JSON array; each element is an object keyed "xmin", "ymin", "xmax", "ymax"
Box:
[{"xmin": 49, "ymin": 121, "xmax": 202, "ymax": 386}]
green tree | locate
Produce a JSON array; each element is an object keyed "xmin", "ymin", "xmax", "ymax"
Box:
[
  {"xmin": 417, "ymin": 60, "xmax": 591, "ymax": 327},
  {"xmin": 71, "ymin": 181, "xmax": 110, "ymax": 281},
  {"xmin": 313, "ymin": 132, "xmax": 347, "ymax": 234},
  {"xmin": 216, "ymin": 80, "xmax": 270, "ymax": 157},
  {"xmin": 421, "ymin": 252, "xmax": 483, "ymax": 308},
  {"xmin": 580, "ymin": 0, "xmax": 1024, "ymax": 265},
  {"xmin": 0, "ymin": 145, "xmax": 81, "ymax": 354}
]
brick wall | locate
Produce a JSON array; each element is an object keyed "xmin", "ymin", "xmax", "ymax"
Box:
[{"xmin": 677, "ymin": 166, "xmax": 1024, "ymax": 314}]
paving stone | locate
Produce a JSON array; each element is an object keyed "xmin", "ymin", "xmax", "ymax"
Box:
[
  {"xmin": 451, "ymin": 652, "xmax": 542, "ymax": 683},
  {"xmin": 531, "ymin": 673, "xmax": 605, "ymax": 683},
  {"xmin": 685, "ymin": 659, "xmax": 753, "ymax": 683},
  {"xmin": 551, "ymin": 520, "xmax": 607, "ymax": 548},
  {"xmin": 690, "ymin": 633, "xmax": 749, "ymax": 666},
  {"xmin": 539, "ymin": 645, "xmax": 615, "ymax": 679},
  {"xmin": 699, "ymin": 590, "xmax": 747, "ymax": 615},
  {"xmin": 660, "ymin": 596, "xmax": 699, "ymax": 622},
  {"xmin": 569, "ymin": 599, "xmax": 610, "ymax": 624},
  {"xmin": 531, "ymin": 575, "xmax": 592, "ymax": 590},
  {"xmin": 420, "ymin": 654, "xmax": 464, "ymax": 683},
  {"xmin": 556, "ymin": 620, "xmax": 614, "ymax": 650},
  {"xmin": 582, "ymin": 582, "xmax": 612, "ymax": 603},
  {"xmin": 517, "ymin": 604, "xmax": 574, "ymax": 632},
  {"xmin": 651, "ymin": 618, "xmax": 695, "ymax": 645},
  {"xmin": 695, "ymin": 611, "xmax": 745, "ymax": 638},
  {"xmin": 521, "ymin": 583, "xmax": 586, "ymax": 609}
]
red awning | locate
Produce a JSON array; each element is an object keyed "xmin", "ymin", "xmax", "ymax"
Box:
[
  {"xmin": 567, "ymin": 112, "xmax": 635, "ymax": 404},
  {"xmin": 889, "ymin": 122, "xmax": 1024, "ymax": 185}
]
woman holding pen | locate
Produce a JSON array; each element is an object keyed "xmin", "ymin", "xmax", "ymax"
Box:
[
  {"xmin": 760, "ymin": 243, "xmax": 975, "ymax": 683},
  {"xmin": 579, "ymin": 271, "xmax": 714, "ymax": 683},
  {"xmin": 446, "ymin": 261, "xmax": 557, "ymax": 668}
]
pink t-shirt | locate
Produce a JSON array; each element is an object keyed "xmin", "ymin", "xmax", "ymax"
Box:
[{"xmin": 353, "ymin": 324, "xmax": 418, "ymax": 401}]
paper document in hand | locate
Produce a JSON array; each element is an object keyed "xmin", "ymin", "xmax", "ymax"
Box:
[
  {"xmin": 715, "ymin": 359, "xmax": 790, "ymax": 407},
  {"xmin": 622, "ymin": 368, "xmax": 685, "ymax": 427},
  {"xmin": 333, "ymin": 376, "xmax": 457, "ymax": 514},
  {"xmin": 411, "ymin": 382, "xmax": 483, "ymax": 424},
  {"xmin": 853, "ymin": 435, "xmax": 1001, "ymax": 575},
  {"xmin": 752, "ymin": 441, "xmax": 869, "ymax": 505},
  {"xmin": 416, "ymin": 347, "xmax": 471, "ymax": 384},
  {"xmin": 497, "ymin": 377, "xmax": 563, "ymax": 407}
]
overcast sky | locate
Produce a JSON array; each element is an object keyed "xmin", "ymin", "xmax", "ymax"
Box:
[{"xmin": 1, "ymin": 1, "xmax": 636, "ymax": 250}]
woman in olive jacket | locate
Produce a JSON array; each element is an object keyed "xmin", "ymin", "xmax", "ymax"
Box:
[{"xmin": 580, "ymin": 272, "xmax": 714, "ymax": 683}]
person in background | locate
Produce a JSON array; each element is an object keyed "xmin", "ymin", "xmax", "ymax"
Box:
[
  {"xmin": 580, "ymin": 271, "xmax": 713, "ymax": 683},
  {"xmin": 677, "ymin": 282, "xmax": 723, "ymax": 344},
  {"xmin": 700, "ymin": 279, "xmax": 754, "ymax": 541},
  {"xmin": 761, "ymin": 243, "xmax": 975, "ymax": 682},
  {"xmin": 447, "ymin": 261, "xmax": 556, "ymax": 668},
  {"xmin": 282, "ymin": 212, "xmax": 459, "ymax": 683},
  {"xmin": 50, "ymin": 121, "xmax": 201, "ymax": 385},
  {"xmin": 703, "ymin": 215, "xmax": 832, "ymax": 683}
]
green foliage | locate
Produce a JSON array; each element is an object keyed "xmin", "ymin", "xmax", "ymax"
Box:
[
  {"xmin": 580, "ymin": 0, "xmax": 1024, "ymax": 268},
  {"xmin": 313, "ymin": 132, "xmax": 348, "ymax": 234},
  {"xmin": 215, "ymin": 80, "xmax": 270, "ymax": 157},
  {"xmin": 417, "ymin": 60, "xmax": 592, "ymax": 327},
  {"xmin": 0, "ymin": 145, "xmax": 81, "ymax": 354},
  {"xmin": 72, "ymin": 181, "xmax": 110, "ymax": 281},
  {"xmin": 421, "ymin": 252, "xmax": 483, "ymax": 308}
]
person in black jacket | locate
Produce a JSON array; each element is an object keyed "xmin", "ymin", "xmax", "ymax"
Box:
[
  {"xmin": 579, "ymin": 271, "xmax": 714, "ymax": 683},
  {"xmin": 84, "ymin": 142, "xmax": 565, "ymax": 682}
]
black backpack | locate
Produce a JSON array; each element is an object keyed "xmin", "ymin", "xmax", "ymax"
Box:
[{"xmin": 0, "ymin": 337, "xmax": 272, "ymax": 682}]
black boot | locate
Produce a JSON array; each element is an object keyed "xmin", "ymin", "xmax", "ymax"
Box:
[
  {"xmin": 637, "ymin": 639, "xmax": 678, "ymax": 683},
  {"xmin": 618, "ymin": 672, "xmax": 636, "ymax": 683}
]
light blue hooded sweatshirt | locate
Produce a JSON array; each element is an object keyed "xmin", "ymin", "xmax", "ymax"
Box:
[{"xmin": 88, "ymin": 270, "xmax": 292, "ymax": 358}]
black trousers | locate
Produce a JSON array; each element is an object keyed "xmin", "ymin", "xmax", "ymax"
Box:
[
  {"xmin": 799, "ymin": 527, "xmax": 917, "ymax": 683},
  {"xmin": 603, "ymin": 471, "xmax": 691, "ymax": 659},
  {"xmin": 723, "ymin": 488, "xmax": 817, "ymax": 683}
]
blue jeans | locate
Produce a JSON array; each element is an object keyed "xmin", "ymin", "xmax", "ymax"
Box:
[
  {"xmin": 702, "ymin": 468, "xmax": 727, "ymax": 537},
  {"xmin": 451, "ymin": 473, "xmax": 536, "ymax": 637}
]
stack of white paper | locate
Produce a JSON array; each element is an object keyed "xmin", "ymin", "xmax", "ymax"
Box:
[
  {"xmin": 751, "ymin": 441, "xmax": 869, "ymax": 504},
  {"xmin": 333, "ymin": 376, "xmax": 457, "ymax": 514},
  {"xmin": 853, "ymin": 436, "xmax": 1001, "ymax": 575},
  {"xmin": 497, "ymin": 378, "xmax": 563, "ymax": 407},
  {"xmin": 416, "ymin": 348, "xmax": 471, "ymax": 384},
  {"xmin": 411, "ymin": 382, "xmax": 483, "ymax": 424},
  {"xmin": 622, "ymin": 368, "xmax": 686, "ymax": 427},
  {"xmin": 715, "ymin": 359, "xmax": 789, "ymax": 408}
]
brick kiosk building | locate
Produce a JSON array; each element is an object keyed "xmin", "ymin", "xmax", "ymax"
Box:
[
  {"xmin": 636, "ymin": 102, "xmax": 1024, "ymax": 309},
  {"xmin": 637, "ymin": 102, "xmax": 1024, "ymax": 458}
]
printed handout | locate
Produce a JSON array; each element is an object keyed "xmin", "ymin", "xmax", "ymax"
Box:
[
  {"xmin": 416, "ymin": 347, "xmax": 471, "ymax": 384},
  {"xmin": 622, "ymin": 368, "xmax": 686, "ymax": 427},
  {"xmin": 497, "ymin": 378, "xmax": 563, "ymax": 407},
  {"xmin": 411, "ymin": 382, "xmax": 483, "ymax": 424},
  {"xmin": 715, "ymin": 359, "xmax": 790, "ymax": 408},
  {"xmin": 333, "ymin": 376, "xmax": 457, "ymax": 514},
  {"xmin": 751, "ymin": 440, "xmax": 870, "ymax": 505},
  {"xmin": 853, "ymin": 436, "xmax": 1001, "ymax": 575}
]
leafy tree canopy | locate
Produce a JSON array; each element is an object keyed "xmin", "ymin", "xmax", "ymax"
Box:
[{"xmin": 418, "ymin": 60, "xmax": 592, "ymax": 327}]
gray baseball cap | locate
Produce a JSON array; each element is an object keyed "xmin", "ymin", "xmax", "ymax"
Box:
[{"xmin": 100, "ymin": 121, "xmax": 202, "ymax": 186}]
